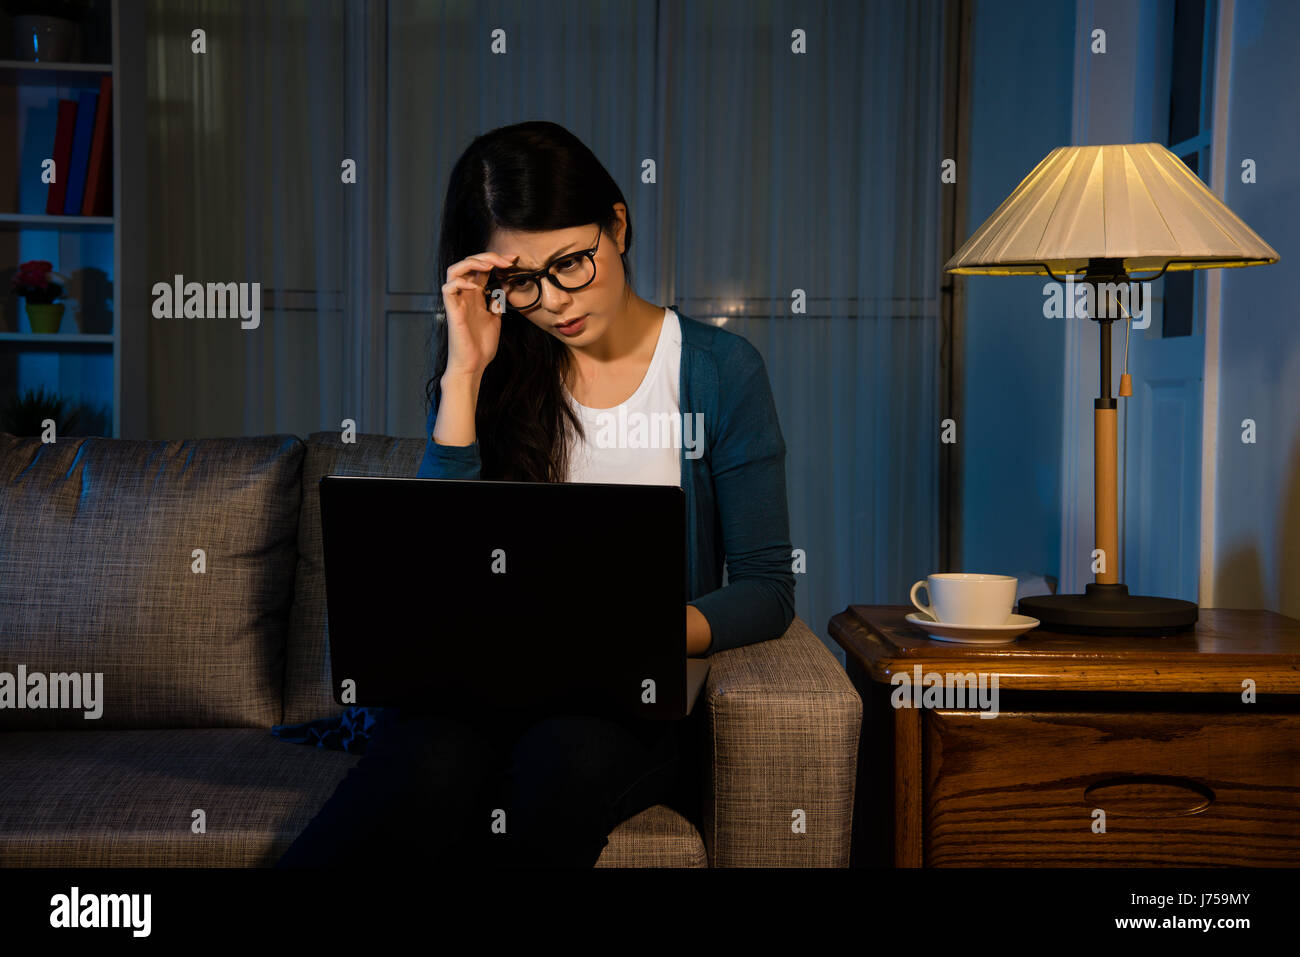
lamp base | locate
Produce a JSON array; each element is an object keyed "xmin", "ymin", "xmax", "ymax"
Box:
[{"xmin": 1018, "ymin": 583, "xmax": 1198, "ymax": 635}]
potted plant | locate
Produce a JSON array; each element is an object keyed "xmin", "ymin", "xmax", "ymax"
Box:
[
  {"xmin": 10, "ymin": 259, "xmax": 70, "ymax": 333},
  {"xmin": 0, "ymin": 385, "xmax": 81, "ymax": 437},
  {"xmin": 4, "ymin": 0, "xmax": 91, "ymax": 62}
]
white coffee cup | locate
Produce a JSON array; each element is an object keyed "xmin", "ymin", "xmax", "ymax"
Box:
[{"xmin": 909, "ymin": 573, "xmax": 1018, "ymax": 626}]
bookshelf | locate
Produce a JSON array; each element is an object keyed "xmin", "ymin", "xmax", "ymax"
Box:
[{"xmin": 0, "ymin": 0, "xmax": 145, "ymax": 437}]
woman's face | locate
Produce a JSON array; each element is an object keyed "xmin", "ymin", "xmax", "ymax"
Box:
[{"xmin": 486, "ymin": 220, "xmax": 625, "ymax": 346}]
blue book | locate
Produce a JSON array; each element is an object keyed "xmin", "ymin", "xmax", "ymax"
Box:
[{"xmin": 63, "ymin": 89, "xmax": 98, "ymax": 215}]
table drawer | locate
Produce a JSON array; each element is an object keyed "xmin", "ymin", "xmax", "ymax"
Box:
[{"xmin": 923, "ymin": 710, "xmax": 1300, "ymax": 866}]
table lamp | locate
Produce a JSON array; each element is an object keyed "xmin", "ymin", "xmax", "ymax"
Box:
[{"xmin": 945, "ymin": 143, "xmax": 1278, "ymax": 634}]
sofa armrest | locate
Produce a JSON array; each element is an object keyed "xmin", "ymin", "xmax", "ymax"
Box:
[{"xmin": 697, "ymin": 615, "xmax": 861, "ymax": 866}]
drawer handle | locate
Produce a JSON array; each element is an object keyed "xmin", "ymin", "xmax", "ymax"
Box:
[{"xmin": 1083, "ymin": 775, "xmax": 1214, "ymax": 817}]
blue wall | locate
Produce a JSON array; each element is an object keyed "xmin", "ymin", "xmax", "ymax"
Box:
[
  {"xmin": 1214, "ymin": 0, "xmax": 1300, "ymax": 616},
  {"xmin": 960, "ymin": 0, "xmax": 1074, "ymax": 582}
]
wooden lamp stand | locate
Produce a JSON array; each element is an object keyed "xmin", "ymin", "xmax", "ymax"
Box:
[{"xmin": 1018, "ymin": 258, "xmax": 1199, "ymax": 635}]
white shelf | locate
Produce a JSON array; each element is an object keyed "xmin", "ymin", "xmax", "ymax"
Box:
[
  {"xmin": 0, "ymin": 59, "xmax": 111, "ymax": 71},
  {"xmin": 0, "ymin": 59, "xmax": 111, "ymax": 86},
  {"xmin": 2, "ymin": 2, "xmax": 139, "ymax": 438},
  {"xmin": 0, "ymin": 332, "xmax": 114, "ymax": 344},
  {"xmin": 0, "ymin": 212, "xmax": 114, "ymax": 227}
]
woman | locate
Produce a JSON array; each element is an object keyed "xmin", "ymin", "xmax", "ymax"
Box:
[{"xmin": 278, "ymin": 120, "xmax": 795, "ymax": 868}]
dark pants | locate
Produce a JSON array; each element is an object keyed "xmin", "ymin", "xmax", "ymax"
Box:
[{"xmin": 276, "ymin": 704, "xmax": 701, "ymax": 868}]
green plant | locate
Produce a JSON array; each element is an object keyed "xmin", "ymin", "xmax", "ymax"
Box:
[{"xmin": 0, "ymin": 385, "xmax": 81, "ymax": 436}]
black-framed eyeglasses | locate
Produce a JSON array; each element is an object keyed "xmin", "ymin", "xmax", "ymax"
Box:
[{"xmin": 486, "ymin": 226, "xmax": 603, "ymax": 311}]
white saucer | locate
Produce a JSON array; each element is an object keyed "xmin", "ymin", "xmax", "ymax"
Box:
[{"xmin": 905, "ymin": 611, "xmax": 1040, "ymax": 644}]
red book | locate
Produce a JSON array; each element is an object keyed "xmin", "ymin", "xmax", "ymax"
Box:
[
  {"xmin": 46, "ymin": 99, "xmax": 79, "ymax": 215},
  {"xmin": 82, "ymin": 76, "xmax": 113, "ymax": 216}
]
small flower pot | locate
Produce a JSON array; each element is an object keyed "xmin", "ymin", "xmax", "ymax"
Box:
[{"xmin": 25, "ymin": 302, "xmax": 65, "ymax": 334}]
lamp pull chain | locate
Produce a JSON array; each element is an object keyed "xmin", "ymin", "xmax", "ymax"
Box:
[{"xmin": 1117, "ymin": 299, "xmax": 1134, "ymax": 398}]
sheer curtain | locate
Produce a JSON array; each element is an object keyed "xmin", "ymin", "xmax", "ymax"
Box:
[
  {"xmin": 656, "ymin": 0, "xmax": 947, "ymax": 653},
  {"xmin": 144, "ymin": 0, "xmax": 948, "ymax": 653},
  {"xmin": 144, "ymin": 0, "xmax": 344, "ymax": 439}
]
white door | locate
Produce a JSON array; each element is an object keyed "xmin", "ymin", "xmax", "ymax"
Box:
[{"xmin": 1119, "ymin": 274, "xmax": 1204, "ymax": 601}]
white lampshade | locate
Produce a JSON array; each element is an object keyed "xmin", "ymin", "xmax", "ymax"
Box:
[{"xmin": 945, "ymin": 143, "xmax": 1279, "ymax": 276}]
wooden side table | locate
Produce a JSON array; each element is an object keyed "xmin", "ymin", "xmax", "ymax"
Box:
[{"xmin": 829, "ymin": 605, "xmax": 1300, "ymax": 867}]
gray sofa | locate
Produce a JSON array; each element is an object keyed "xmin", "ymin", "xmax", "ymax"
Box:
[{"xmin": 0, "ymin": 430, "xmax": 860, "ymax": 866}]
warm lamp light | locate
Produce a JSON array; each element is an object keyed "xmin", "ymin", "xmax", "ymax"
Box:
[{"xmin": 946, "ymin": 143, "xmax": 1278, "ymax": 634}]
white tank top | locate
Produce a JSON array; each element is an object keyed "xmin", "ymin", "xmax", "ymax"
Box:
[{"xmin": 562, "ymin": 308, "xmax": 682, "ymax": 487}]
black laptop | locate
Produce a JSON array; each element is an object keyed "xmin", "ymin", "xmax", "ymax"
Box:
[{"xmin": 318, "ymin": 475, "xmax": 709, "ymax": 721}]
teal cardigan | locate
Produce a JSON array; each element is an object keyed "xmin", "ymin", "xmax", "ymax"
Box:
[{"xmin": 418, "ymin": 306, "xmax": 796, "ymax": 656}]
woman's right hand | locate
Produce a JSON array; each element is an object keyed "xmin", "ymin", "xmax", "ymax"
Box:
[{"xmin": 440, "ymin": 250, "xmax": 519, "ymax": 378}]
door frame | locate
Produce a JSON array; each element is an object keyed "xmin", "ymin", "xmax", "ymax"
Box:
[{"xmin": 1198, "ymin": 0, "xmax": 1235, "ymax": 607}]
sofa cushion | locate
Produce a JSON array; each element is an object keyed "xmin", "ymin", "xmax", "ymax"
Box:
[
  {"xmin": 282, "ymin": 432, "xmax": 424, "ymax": 725},
  {"xmin": 0, "ymin": 434, "xmax": 303, "ymax": 729},
  {"xmin": 0, "ymin": 729, "xmax": 706, "ymax": 866},
  {"xmin": 594, "ymin": 805, "xmax": 708, "ymax": 867},
  {"xmin": 0, "ymin": 729, "xmax": 360, "ymax": 865}
]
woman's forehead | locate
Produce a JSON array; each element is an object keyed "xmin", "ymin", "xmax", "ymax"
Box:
[{"xmin": 488, "ymin": 226, "xmax": 593, "ymax": 268}]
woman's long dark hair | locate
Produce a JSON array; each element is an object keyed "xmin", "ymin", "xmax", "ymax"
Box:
[{"xmin": 425, "ymin": 121, "xmax": 636, "ymax": 482}]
